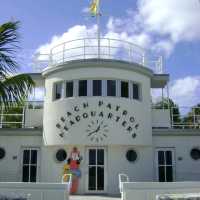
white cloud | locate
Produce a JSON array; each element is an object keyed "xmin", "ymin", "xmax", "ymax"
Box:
[
  {"xmin": 151, "ymin": 76, "xmax": 200, "ymax": 109},
  {"xmin": 82, "ymin": 7, "xmax": 90, "ymax": 14},
  {"xmin": 35, "ymin": 0, "xmax": 200, "ymax": 94},
  {"xmin": 106, "ymin": 0, "xmax": 200, "ymax": 56},
  {"xmin": 36, "ymin": 0, "xmax": 200, "ymax": 60},
  {"xmin": 138, "ymin": 0, "xmax": 200, "ymax": 42},
  {"xmin": 37, "ymin": 25, "xmax": 98, "ymax": 54},
  {"xmin": 170, "ymin": 76, "xmax": 200, "ymax": 107}
]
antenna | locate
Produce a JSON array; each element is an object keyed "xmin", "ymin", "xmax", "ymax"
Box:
[
  {"xmin": 97, "ymin": 0, "xmax": 101, "ymax": 58},
  {"xmin": 89, "ymin": 0, "xmax": 102, "ymax": 58}
]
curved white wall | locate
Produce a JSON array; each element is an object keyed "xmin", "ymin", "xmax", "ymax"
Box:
[{"xmin": 43, "ymin": 61, "xmax": 152, "ymax": 146}]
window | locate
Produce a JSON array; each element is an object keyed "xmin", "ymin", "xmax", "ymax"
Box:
[
  {"xmin": 79, "ymin": 80, "xmax": 87, "ymax": 96},
  {"xmin": 88, "ymin": 148, "xmax": 105, "ymax": 191},
  {"xmin": 93, "ymin": 80, "xmax": 102, "ymax": 96},
  {"xmin": 22, "ymin": 148, "xmax": 39, "ymax": 182},
  {"xmin": 133, "ymin": 83, "xmax": 139, "ymax": 100},
  {"xmin": 107, "ymin": 80, "xmax": 116, "ymax": 96},
  {"xmin": 121, "ymin": 81, "xmax": 129, "ymax": 98},
  {"xmin": 56, "ymin": 149, "xmax": 67, "ymax": 162},
  {"xmin": 0, "ymin": 148, "xmax": 5, "ymax": 159},
  {"xmin": 190, "ymin": 148, "xmax": 200, "ymax": 160},
  {"xmin": 54, "ymin": 82, "xmax": 62, "ymax": 100},
  {"xmin": 66, "ymin": 81, "xmax": 73, "ymax": 97},
  {"xmin": 126, "ymin": 149, "xmax": 137, "ymax": 163},
  {"xmin": 156, "ymin": 149, "xmax": 174, "ymax": 182}
]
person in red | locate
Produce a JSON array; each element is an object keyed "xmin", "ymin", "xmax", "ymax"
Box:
[
  {"xmin": 69, "ymin": 147, "xmax": 81, "ymax": 170},
  {"xmin": 68, "ymin": 147, "xmax": 82, "ymax": 194}
]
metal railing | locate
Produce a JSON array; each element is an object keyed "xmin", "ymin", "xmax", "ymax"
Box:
[
  {"xmin": 171, "ymin": 106, "xmax": 200, "ymax": 129},
  {"xmin": 152, "ymin": 105, "xmax": 200, "ymax": 129},
  {"xmin": 33, "ymin": 38, "xmax": 163, "ymax": 74},
  {"xmin": 118, "ymin": 173, "xmax": 130, "ymax": 194},
  {"xmin": 0, "ymin": 102, "xmax": 199, "ymax": 129},
  {"xmin": 0, "ymin": 101, "xmax": 43, "ymax": 128}
]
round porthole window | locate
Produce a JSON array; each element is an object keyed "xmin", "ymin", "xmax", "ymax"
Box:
[
  {"xmin": 0, "ymin": 148, "xmax": 5, "ymax": 159},
  {"xmin": 56, "ymin": 149, "xmax": 67, "ymax": 162},
  {"xmin": 126, "ymin": 149, "xmax": 137, "ymax": 163},
  {"xmin": 190, "ymin": 148, "xmax": 200, "ymax": 160}
]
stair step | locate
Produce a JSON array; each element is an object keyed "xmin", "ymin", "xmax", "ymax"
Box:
[{"xmin": 70, "ymin": 195, "xmax": 121, "ymax": 200}]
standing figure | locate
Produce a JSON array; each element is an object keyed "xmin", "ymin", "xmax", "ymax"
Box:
[{"xmin": 63, "ymin": 147, "xmax": 82, "ymax": 194}]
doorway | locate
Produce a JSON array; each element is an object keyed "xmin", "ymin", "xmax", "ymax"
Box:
[
  {"xmin": 21, "ymin": 148, "xmax": 40, "ymax": 182},
  {"xmin": 86, "ymin": 147, "xmax": 107, "ymax": 193},
  {"xmin": 155, "ymin": 148, "xmax": 175, "ymax": 182}
]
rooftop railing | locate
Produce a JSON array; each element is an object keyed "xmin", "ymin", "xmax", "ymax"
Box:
[
  {"xmin": 171, "ymin": 106, "xmax": 200, "ymax": 129},
  {"xmin": 0, "ymin": 101, "xmax": 43, "ymax": 128},
  {"xmin": 152, "ymin": 105, "xmax": 200, "ymax": 129},
  {"xmin": 33, "ymin": 38, "xmax": 163, "ymax": 74},
  {"xmin": 1, "ymin": 102, "xmax": 198, "ymax": 129}
]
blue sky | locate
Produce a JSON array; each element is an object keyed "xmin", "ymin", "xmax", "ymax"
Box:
[{"xmin": 0, "ymin": 0, "xmax": 200, "ymax": 107}]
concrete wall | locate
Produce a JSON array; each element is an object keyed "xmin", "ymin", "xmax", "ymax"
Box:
[
  {"xmin": 122, "ymin": 182, "xmax": 200, "ymax": 200},
  {"xmin": 153, "ymin": 133, "xmax": 200, "ymax": 181},
  {"xmin": 43, "ymin": 61, "xmax": 152, "ymax": 146},
  {"xmin": 40, "ymin": 145, "xmax": 153, "ymax": 195},
  {"xmin": 107, "ymin": 146, "xmax": 153, "ymax": 194},
  {"xmin": 152, "ymin": 109, "xmax": 171, "ymax": 128},
  {"xmin": 25, "ymin": 109, "xmax": 43, "ymax": 128},
  {"xmin": 0, "ymin": 134, "xmax": 42, "ymax": 182},
  {"xmin": 0, "ymin": 182, "xmax": 68, "ymax": 200}
]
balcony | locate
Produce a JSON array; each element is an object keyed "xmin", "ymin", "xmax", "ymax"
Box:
[
  {"xmin": 0, "ymin": 101, "xmax": 43, "ymax": 129},
  {"xmin": 152, "ymin": 106, "xmax": 200, "ymax": 129},
  {"xmin": 33, "ymin": 38, "xmax": 163, "ymax": 74}
]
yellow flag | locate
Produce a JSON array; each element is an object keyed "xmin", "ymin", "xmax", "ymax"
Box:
[{"xmin": 89, "ymin": 0, "xmax": 99, "ymax": 16}]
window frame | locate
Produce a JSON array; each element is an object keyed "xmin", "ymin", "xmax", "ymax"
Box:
[
  {"xmin": 65, "ymin": 81, "xmax": 74, "ymax": 98},
  {"xmin": 53, "ymin": 82, "xmax": 63, "ymax": 101},
  {"xmin": 106, "ymin": 80, "xmax": 117, "ymax": 97},
  {"xmin": 78, "ymin": 80, "xmax": 88, "ymax": 97},
  {"xmin": 53, "ymin": 79, "xmax": 142, "ymax": 101},
  {"xmin": 155, "ymin": 148, "xmax": 175, "ymax": 182},
  {"xmin": 132, "ymin": 82, "xmax": 141, "ymax": 100},
  {"xmin": 120, "ymin": 80, "xmax": 129, "ymax": 98},
  {"xmin": 126, "ymin": 149, "xmax": 138, "ymax": 163},
  {"xmin": 92, "ymin": 80, "xmax": 102, "ymax": 96},
  {"xmin": 21, "ymin": 147, "xmax": 40, "ymax": 183},
  {"xmin": 55, "ymin": 149, "xmax": 67, "ymax": 162}
]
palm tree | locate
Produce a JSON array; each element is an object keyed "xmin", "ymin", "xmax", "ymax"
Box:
[
  {"xmin": 183, "ymin": 104, "xmax": 200, "ymax": 129},
  {"xmin": 0, "ymin": 21, "xmax": 35, "ymax": 109}
]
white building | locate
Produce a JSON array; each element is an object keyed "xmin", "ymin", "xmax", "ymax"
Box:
[{"xmin": 0, "ymin": 38, "xmax": 199, "ymax": 196}]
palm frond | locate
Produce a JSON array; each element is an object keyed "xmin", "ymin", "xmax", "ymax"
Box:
[
  {"xmin": 0, "ymin": 21, "xmax": 20, "ymax": 76},
  {"xmin": 0, "ymin": 74, "xmax": 35, "ymax": 109}
]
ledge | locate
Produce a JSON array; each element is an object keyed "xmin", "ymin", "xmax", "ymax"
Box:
[
  {"xmin": 0, "ymin": 128, "xmax": 43, "ymax": 136},
  {"xmin": 153, "ymin": 128, "xmax": 200, "ymax": 136},
  {"xmin": 42, "ymin": 58, "xmax": 154, "ymax": 78},
  {"xmin": 151, "ymin": 74, "xmax": 169, "ymax": 88}
]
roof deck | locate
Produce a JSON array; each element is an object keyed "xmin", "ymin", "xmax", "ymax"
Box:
[{"xmin": 34, "ymin": 38, "xmax": 163, "ymax": 74}]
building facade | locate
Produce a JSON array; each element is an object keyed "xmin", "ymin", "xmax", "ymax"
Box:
[{"xmin": 0, "ymin": 39, "xmax": 199, "ymax": 195}]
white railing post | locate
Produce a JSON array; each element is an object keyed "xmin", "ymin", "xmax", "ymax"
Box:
[
  {"xmin": 171, "ymin": 107, "xmax": 174, "ymax": 128},
  {"xmin": 49, "ymin": 49, "xmax": 53, "ymax": 66},
  {"xmin": 0, "ymin": 107, "xmax": 3, "ymax": 128},
  {"xmin": 83, "ymin": 39, "xmax": 86, "ymax": 59},
  {"xmin": 22, "ymin": 106, "xmax": 25, "ymax": 128},
  {"xmin": 129, "ymin": 46, "xmax": 132, "ymax": 63},
  {"xmin": 193, "ymin": 107, "xmax": 196, "ymax": 128},
  {"xmin": 63, "ymin": 43, "xmax": 65, "ymax": 64},
  {"xmin": 142, "ymin": 52, "xmax": 145, "ymax": 66},
  {"xmin": 160, "ymin": 56, "xmax": 163, "ymax": 73},
  {"xmin": 108, "ymin": 38, "xmax": 111, "ymax": 59}
]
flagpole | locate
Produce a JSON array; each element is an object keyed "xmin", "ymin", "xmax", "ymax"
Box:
[{"xmin": 97, "ymin": 0, "xmax": 101, "ymax": 58}]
